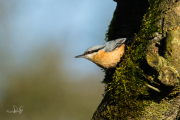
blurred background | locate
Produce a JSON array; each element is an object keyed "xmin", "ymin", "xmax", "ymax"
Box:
[{"xmin": 0, "ymin": 0, "xmax": 116, "ymax": 120}]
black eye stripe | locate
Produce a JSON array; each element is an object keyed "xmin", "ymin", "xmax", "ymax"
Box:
[{"xmin": 84, "ymin": 48, "xmax": 102, "ymax": 55}]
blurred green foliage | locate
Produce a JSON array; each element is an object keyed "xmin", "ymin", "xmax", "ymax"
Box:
[{"xmin": 0, "ymin": 45, "xmax": 104, "ymax": 120}]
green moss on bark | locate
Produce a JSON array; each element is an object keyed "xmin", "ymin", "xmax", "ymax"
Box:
[
  {"xmin": 92, "ymin": 0, "xmax": 180, "ymax": 119},
  {"xmin": 100, "ymin": 0, "xmax": 163, "ymax": 119}
]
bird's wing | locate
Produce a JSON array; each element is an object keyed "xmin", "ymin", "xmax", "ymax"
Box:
[{"xmin": 104, "ymin": 38, "xmax": 127, "ymax": 52}]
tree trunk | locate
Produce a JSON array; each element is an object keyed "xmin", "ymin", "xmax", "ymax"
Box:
[{"xmin": 92, "ymin": 0, "xmax": 180, "ymax": 119}]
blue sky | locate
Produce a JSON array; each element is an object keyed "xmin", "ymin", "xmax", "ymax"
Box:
[{"xmin": 1, "ymin": 0, "xmax": 116, "ymax": 79}]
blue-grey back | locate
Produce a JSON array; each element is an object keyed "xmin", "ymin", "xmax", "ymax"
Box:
[
  {"xmin": 83, "ymin": 38, "xmax": 128, "ymax": 54},
  {"xmin": 103, "ymin": 38, "xmax": 127, "ymax": 52}
]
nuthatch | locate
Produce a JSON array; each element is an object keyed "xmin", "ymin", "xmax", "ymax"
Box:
[{"xmin": 75, "ymin": 38, "xmax": 132, "ymax": 69}]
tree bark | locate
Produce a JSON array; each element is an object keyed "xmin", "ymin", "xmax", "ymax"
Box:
[{"xmin": 92, "ymin": 0, "xmax": 180, "ymax": 120}]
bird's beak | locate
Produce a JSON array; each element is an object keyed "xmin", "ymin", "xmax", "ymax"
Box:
[{"xmin": 75, "ymin": 54, "xmax": 84, "ymax": 58}]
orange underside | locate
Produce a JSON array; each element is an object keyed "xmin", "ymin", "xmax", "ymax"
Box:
[{"xmin": 92, "ymin": 44, "xmax": 125, "ymax": 69}]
